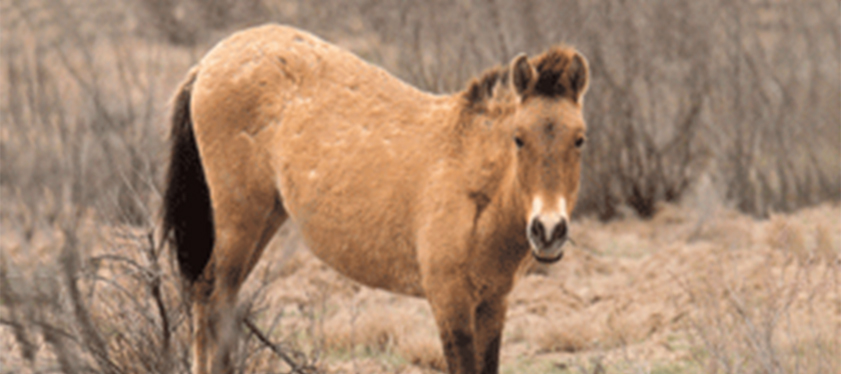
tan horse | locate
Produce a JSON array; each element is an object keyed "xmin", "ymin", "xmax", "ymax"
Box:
[{"xmin": 162, "ymin": 24, "xmax": 589, "ymax": 374}]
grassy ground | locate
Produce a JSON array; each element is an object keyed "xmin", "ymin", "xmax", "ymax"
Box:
[{"xmin": 3, "ymin": 202, "xmax": 838, "ymax": 373}]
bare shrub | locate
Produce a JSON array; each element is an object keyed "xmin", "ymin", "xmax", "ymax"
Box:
[
  {"xmin": 1, "ymin": 0, "xmax": 182, "ymax": 225},
  {"xmin": 0, "ymin": 205, "xmax": 318, "ymax": 373},
  {"xmin": 682, "ymin": 229, "xmax": 840, "ymax": 374},
  {"xmin": 278, "ymin": 0, "xmax": 839, "ymax": 220},
  {"xmin": 711, "ymin": 0, "xmax": 841, "ymax": 218},
  {"xmin": 3, "ymin": 0, "xmax": 836, "ymax": 226},
  {"xmin": 133, "ymin": 0, "xmax": 270, "ymax": 46},
  {"xmin": 0, "ymin": 211, "xmax": 190, "ymax": 373}
]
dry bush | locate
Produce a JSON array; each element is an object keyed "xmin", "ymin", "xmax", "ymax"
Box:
[
  {"xmin": 572, "ymin": 1, "xmax": 711, "ymax": 220},
  {"xmin": 0, "ymin": 1, "xmax": 316, "ymax": 365},
  {"xmin": 0, "ymin": 206, "xmax": 318, "ymax": 373},
  {"xmin": 710, "ymin": 0, "xmax": 841, "ymax": 218},
  {"xmin": 682, "ymin": 220, "xmax": 840, "ymax": 374},
  {"xmin": 0, "ymin": 210, "xmax": 190, "ymax": 373},
  {"xmin": 0, "ymin": 0, "xmax": 185, "ymax": 226},
  {"xmin": 134, "ymin": 0, "xmax": 270, "ymax": 46},
  {"xmin": 2, "ymin": 0, "xmax": 837, "ymax": 226}
]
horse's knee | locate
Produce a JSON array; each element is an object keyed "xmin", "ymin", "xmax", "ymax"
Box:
[{"xmin": 475, "ymin": 298, "xmax": 506, "ymax": 332}]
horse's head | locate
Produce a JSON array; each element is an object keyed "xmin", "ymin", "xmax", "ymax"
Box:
[
  {"xmin": 465, "ymin": 47, "xmax": 589, "ymax": 263},
  {"xmin": 512, "ymin": 49, "xmax": 589, "ymax": 263}
]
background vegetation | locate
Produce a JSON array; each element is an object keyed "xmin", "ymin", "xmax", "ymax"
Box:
[{"xmin": 1, "ymin": 0, "xmax": 838, "ymax": 373}]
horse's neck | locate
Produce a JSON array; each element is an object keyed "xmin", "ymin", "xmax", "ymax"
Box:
[{"xmin": 459, "ymin": 112, "xmax": 515, "ymax": 185}]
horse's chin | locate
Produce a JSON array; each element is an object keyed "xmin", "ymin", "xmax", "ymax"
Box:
[{"xmin": 532, "ymin": 249, "xmax": 565, "ymax": 264}]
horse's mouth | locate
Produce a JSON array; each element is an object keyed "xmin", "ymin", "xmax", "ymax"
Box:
[{"xmin": 529, "ymin": 237, "xmax": 567, "ymax": 264}]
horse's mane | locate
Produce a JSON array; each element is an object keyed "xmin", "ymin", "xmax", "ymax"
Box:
[{"xmin": 462, "ymin": 46, "xmax": 585, "ymax": 112}]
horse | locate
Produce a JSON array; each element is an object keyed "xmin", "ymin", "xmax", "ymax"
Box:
[{"xmin": 162, "ymin": 24, "xmax": 589, "ymax": 374}]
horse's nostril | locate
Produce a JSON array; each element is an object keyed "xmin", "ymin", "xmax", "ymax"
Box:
[
  {"xmin": 530, "ymin": 220, "xmax": 545, "ymax": 243},
  {"xmin": 551, "ymin": 220, "xmax": 568, "ymax": 242}
]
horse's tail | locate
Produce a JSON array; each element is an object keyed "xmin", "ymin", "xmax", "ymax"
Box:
[{"xmin": 162, "ymin": 68, "xmax": 214, "ymax": 284}]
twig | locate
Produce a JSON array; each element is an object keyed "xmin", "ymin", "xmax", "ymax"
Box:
[{"xmin": 243, "ymin": 317, "xmax": 318, "ymax": 374}]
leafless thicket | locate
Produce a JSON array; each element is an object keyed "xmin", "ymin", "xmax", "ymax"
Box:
[
  {"xmin": 2, "ymin": 0, "xmax": 838, "ymax": 223},
  {"xmin": 266, "ymin": 0, "xmax": 839, "ymax": 219},
  {"xmin": 1, "ymin": 0, "xmax": 838, "ymax": 373}
]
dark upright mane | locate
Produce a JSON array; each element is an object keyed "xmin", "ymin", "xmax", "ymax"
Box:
[{"xmin": 463, "ymin": 67, "xmax": 508, "ymax": 111}]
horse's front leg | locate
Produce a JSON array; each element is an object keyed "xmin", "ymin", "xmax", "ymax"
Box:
[
  {"xmin": 419, "ymin": 195, "xmax": 488, "ymax": 373},
  {"xmin": 474, "ymin": 297, "xmax": 507, "ymax": 374},
  {"xmin": 425, "ymin": 275, "xmax": 479, "ymax": 374}
]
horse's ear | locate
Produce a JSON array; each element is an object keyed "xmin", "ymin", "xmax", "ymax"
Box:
[
  {"xmin": 510, "ymin": 53, "xmax": 536, "ymax": 98},
  {"xmin": 566, "ymin": 53, "xmax": 589, "ymax": 103}
]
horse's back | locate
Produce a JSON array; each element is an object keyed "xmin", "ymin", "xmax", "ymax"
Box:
[{"xmin": 190, "ymin": 25, "xmax": 354, "ymax": 140}]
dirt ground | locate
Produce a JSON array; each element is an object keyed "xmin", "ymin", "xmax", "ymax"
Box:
[{"xmin": 2, "ymin": 202, "xmax": 839, "ymax": 373}]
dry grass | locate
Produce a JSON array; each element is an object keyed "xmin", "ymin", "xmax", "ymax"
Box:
[
  {"xmin": 190, "ymin": 202, "xmax": 841, "ymax": 373},
  {"xmin": 2, "ymin": 199, "xmax": 838, "ymax": 374}
]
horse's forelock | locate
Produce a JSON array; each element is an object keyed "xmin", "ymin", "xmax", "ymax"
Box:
[
  {"xmin": 462, "ymin": 46, "xmax": 585, "ymax": 112},
  {"xmin": 532, "ymin": 46, "xmax": 587, "ymax": 101}
]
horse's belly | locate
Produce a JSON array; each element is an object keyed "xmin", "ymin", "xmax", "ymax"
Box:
[
  {"xmin": 266, "ymin": 69, "xmax": 433, "ymax": 297},
  {"xmin": 273, "ymin": 138, "xmax": 426, "ymax": 297},
  {"xmin": 296, "ymin": 219, "xmax": 425, "ymax": 297}
]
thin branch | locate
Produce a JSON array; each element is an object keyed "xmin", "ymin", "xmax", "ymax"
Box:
[{"xmin": 243, "ymin": 317, "xmax": 319, "ymax": 374}]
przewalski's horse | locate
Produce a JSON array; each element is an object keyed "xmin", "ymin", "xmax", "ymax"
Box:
[{"xmin": 163, "ymin": 24, "xmax": 589, "ymax": 374}]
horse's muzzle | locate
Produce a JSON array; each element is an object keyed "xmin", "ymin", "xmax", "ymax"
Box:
[{"xmin": 528, "ymin": 217, "xmax": 568, "ymax": 263}]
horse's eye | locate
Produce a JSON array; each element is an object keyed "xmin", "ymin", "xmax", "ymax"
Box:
[
  {"xmin": 514, "ymin": 137, "xmax": 524, "ymax": 149},
  {"xmin": 575, "ymin": 137, "xmax": 585, "ymax": 148}
]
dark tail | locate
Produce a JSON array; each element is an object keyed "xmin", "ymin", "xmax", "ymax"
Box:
[{"xmin": 162, "ymin": 69, "xmax": 214, "ymax": 283}]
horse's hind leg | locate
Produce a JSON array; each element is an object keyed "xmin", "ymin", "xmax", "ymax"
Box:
[
  {"xmin": 191, "ymin": 200, "xmax": 286, "ymax": 374},
  {"xmin": 190, "ymin": 135, "xmax": 288, "ymax": 374},
  {"xmin": 193, "ymin": 202, "xmax": 286, "ymax": 374}
]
